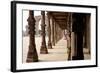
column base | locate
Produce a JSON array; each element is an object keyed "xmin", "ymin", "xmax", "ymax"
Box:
[
  {"xmin": 72, "ymin": 56, "xmax": 84, "ymax": 60},
  {"xmin": 26, "ymin": 54, "xmax": 38, "ymax": 62},
  {"xmin": 40, "ymin": 46, "xmax": 48, "ymax": 54},
  {"xmin": 26, "ymin": 58, "xmax": 38, "ymax": 62},
  {"xmin": 67, "ymin": 48, "xmax": 71, "ymax": 60},
  {"xmin": 67, "ymin": 54, "xmax": 71, "ymax": 60},
  {"xmin": 26, "ymin": 47, "xmax": 38, "ymax": 62},
  {"xmin": 48, "ymin": 42, "xmax": 52, "ymax": 49},
  {"xmin": 52, "ymin": 42, "xmax": 55, "ymax": 46}
]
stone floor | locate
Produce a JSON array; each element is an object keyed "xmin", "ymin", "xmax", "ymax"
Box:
[
  {"xmin": 22, "ymin": 36, "xmax": 90, "ymax": 63},
  {"xmin": 38, "ymin": 37, "xmax": 68, "ymax": 62}
]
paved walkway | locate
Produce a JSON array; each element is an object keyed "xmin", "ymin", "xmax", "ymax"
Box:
[
  {"xmin": 23, "ymin": 36, "xmax": 90, "ymax": 63},
  {"xmin": 38, "ymin": 37, "xmax": 68, "ymax": 62},
  {"xmin": 23, "ymin": 36, "xmax": 68, "ymax": 63}
]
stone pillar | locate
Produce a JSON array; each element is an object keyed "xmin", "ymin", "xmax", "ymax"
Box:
[
  {"xmin": 40, "ymin": 11, "xmax": 48, "ymax": 54},
  {"xmin": 70, "ymin": 32, "xmax": 76, "ymax": 60},
  {"xmin": 54, "ymin": 21, "xmax": 56, "ymax": 44},
  {"xmin": 55, "ymin": 22, "xmax": 57, "ymax": 43},
  {"xmin": 86, "ymin": 15, "xmax": 91, "ymax": 54},
  {"xmin": 47, "ymin": 12, "xmax": 52, "ymax": 49},
  {"xmin": 51, "ymin": 17, "xmax": 55, "ymax": 46},
  {"xmin": 26, "ymin": 10, "xmax": 38, "ymax": 62},
  {"xmin": 67, "ymin": 13, "xmax": 72, "ymax": 60},
  {"xmin": 71, "ymin": 13, "xmax": 84, "ymax": 60}
]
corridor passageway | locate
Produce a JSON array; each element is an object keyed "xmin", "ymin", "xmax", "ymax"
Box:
[{"xmin": 22, "ymin": 10, "xmax": 91, "ymax": 63}]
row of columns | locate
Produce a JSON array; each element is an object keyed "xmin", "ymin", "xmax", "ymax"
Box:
[
  {"xmin": 48, "ymin": 13, "xmax": 63, "ymax": 47},
  {"xmin": 55, "ymin": 23, "xmax": 62, "ymax": 43},
  {"xmin": 26, "ymin": 11, "xmax": 89, "ymax": 62},
  {"xmin": 26, "ymin": 11, "xmax": 62, "ymax": 62}
]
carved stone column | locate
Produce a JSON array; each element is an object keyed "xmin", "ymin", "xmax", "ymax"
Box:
[
  {"xmin": 40, "ymin": 11, "xmax": 48, "ymax": 54},
  {"xmin": 26, "ymin": 10, "xmax": 38, "ymax": 62},
  {"xmin": 47, "ymin": 12, "xmax": 52, "ymax": 49}
]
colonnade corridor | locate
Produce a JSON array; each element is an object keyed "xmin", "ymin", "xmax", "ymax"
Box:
[
  {"xmin": 22, "ymin": 10, "xmax": 91, "ymax": 63},
  {"xmin": 22, "ymin": 36, "xmax": 68, "ymax": 63}
]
